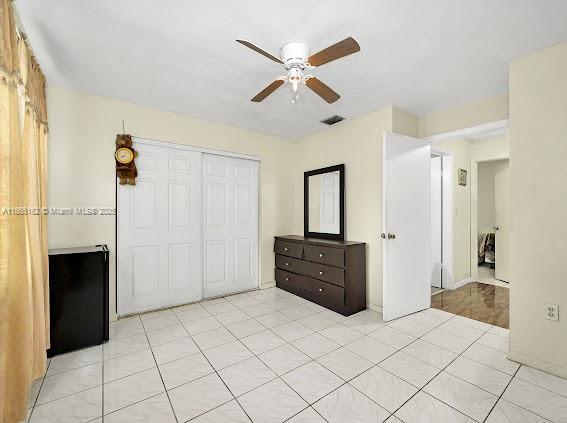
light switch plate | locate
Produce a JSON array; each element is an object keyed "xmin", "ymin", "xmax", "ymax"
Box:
[{"xmin": 545, "ymin": 304, "xmax": 559, "ymax": 321}]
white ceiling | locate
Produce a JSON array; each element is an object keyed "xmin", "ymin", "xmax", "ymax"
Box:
[{"xmin": 15, "ymin": 0, "xmax": 567, "ymax": 139}]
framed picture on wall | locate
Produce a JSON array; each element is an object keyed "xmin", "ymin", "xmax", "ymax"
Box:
[{"xmin": 458, "ymin": 168, "xmax": 467, "ymax": 186}]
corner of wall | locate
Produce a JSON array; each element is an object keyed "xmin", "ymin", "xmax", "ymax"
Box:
[{"xmin": 391, "ymin": 106, "xmax": 419, "ymax": 137}]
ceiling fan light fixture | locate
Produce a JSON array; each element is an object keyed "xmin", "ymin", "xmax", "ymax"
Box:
[
  {"xmin": 288, "ymin": 66, "xmax": 303, "ymax": 103},
  {"xmin": 237, "ymin": 37, "xmax": 360, "ymax": 104}
]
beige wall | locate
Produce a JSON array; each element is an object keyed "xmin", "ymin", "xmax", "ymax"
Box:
[
  {"xmin": 292, "ymin": 107, "xmax": 394, "ymax": 311},
  {"xmin": 508, "ymin": 41, "xmax": 567, "ymax": 376},
  {"xmin": 47, "ymin": 84, "xmax": 513, "ymax": 321},
  {"xmin": 47, "ymin": 85, "xmax": 295, "ymax": 320},
  {"xmin": 419, "ymin": 94, "xmax": 509, "ymax": 138}
]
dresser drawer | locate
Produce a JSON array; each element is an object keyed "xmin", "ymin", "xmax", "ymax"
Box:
[
  {"xmin": 300, "ymin": 276, "xmax": 345, "ymax": 311},
  {"xmin": 274, "ymin": 239, "xmax": 303, "ymax": 259},
  {"xmin": 275, "ymin": 255, "xmax": 304, "ymax": 274},
  {"xmin": 275, "ymin": 268, "xmax": 302, "ymax": 295},
  {"xmin": 303, "ymin": 245, "xmax": 345, "ymax": 267},
  {"xmin": 302, "ymin": 261, "xmax": 344, "ymax": 287}
]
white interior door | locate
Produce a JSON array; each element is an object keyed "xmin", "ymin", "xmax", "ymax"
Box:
[
  {"xmin": 319, "ymin": 171, "xmax": 340, "ymax": 234},
  {"xmin": 118, "ymin": 141, "xmax": 202, "ymax": 315},
  {"xmin": 430, "ymin": 156, "xmax": 443, "ymax": 288},
  {"xmin": 494, "ymin": 160, "xmax": 510, "ymax": 282},
  {"xmin": 203, "ymin": 154, "xmax": 259, "ymax": 298},
  {"xmin": 383, "ymin": 132, "xmax": 432, "ymax": 321}
]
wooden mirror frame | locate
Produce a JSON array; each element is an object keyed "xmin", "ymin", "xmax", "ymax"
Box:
[{"xmin": 304, "ymin": 164, "xmax": 345, "ymax": 241}]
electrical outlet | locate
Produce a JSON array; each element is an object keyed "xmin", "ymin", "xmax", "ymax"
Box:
[{"xmin": 545, "ymin": 304, "xmax": 559, "ymax": 321}]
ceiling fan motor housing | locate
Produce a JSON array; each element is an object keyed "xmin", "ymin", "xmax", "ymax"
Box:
[{"xmin": 280, "ymin": 42, "xmax": 310, "ymax": 69}]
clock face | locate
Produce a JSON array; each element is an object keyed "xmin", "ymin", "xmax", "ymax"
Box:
[{"xmin": 115, "ymin": 147, "xmax": 134, "ymax": 164}]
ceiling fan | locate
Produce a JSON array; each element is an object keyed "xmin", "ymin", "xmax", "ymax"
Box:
[{"xmin": 236, "ymin": 37, "xmax": 360, "ymax": 104}]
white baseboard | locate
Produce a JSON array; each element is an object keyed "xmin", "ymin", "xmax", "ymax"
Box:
[
  {"xmin": 368, "ymin": 303, "xmax": 383, "ymax": 313},
  {"xmin": 507, "ymin": 349, "xmax": 567, "ymax": 379},
  {"xmin": 451, "ymin": 277, "xmax": 473, "ymax": 290},
  {"xmin": 261, "ymin": 281, "xmax": 276, "ymax": 289}
]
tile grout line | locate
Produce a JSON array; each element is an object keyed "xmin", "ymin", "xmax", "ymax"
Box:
[
  {"xmin": 346, "ymin": 315, "xmax": 461, "ymax": 420},
  {"xmin": 483, "ymin": 364, "xmax": 562, "ymax": 423},
  {"xmin": 140, "ymin": 313, "xmax": 180, "ymax": 423},
  {"xmin": 178, "ymin": 296, "xmax": 341, "ymax": 422},
  {"xmin": 178, "ymin": 316, "xmax": 253, "ymax": 423},
  {"xmin": 481, "ymin": 365, "xmax": 521, "ymax": 423},
  {"xmin": 176, "ymin": 296, "xmax": 510, "ymax": 420},
  {"xmin": 27, "ymin": 357, "xmax": 52, "ymax": 422},
  {"xmin": 30, "ymin": 292, "xmax": 381, "ymax": 421},
  {"xmin": 101, "ymin": 339, "xmax": 105, "ymax": 423},
  {"xmin": 384, "ymin": 315, "xmax": 511, "ymax": 422},
  {"xmin": 35, "ymin": 288, "xmax": 531, "ymax": 423}
]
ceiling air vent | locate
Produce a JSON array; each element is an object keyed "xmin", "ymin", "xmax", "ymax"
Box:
[{"xmin": 321, "ymin": 115, "xmax": 345, "ymax": 125}]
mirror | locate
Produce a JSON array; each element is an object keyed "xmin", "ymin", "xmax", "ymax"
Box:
[{"xmin": 304, "ymin": 164, "xmax": 345, "ymax": 240}]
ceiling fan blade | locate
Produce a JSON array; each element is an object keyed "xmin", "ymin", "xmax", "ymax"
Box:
[
  {"xmin": 251, "ymin": 80, "xmax": 285, "ymax": 102},
  {"xmin": 236, "ymin": 40, "xmax": 283, "ymax": 64},
  {"xmin": 305, "ymin": 77, "xmax": 340, "ymax": 104},
  {"xmin": 308, "ymin": 37, "xmax": 360, "ymax": 67}
]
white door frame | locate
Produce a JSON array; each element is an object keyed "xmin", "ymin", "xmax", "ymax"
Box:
[
  {"xmin": 425, "ymin": 119, "xmax": 509, "ymax": 286},
  {"xmin": 116, "ymin": 137, "xmax": 261, "ymax": 316},
  {"xmin": 430, "ymin": 148, "xmax": 454, "ymax": 289}
]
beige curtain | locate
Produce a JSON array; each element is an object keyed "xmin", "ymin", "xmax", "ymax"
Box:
[{"xmin": 0, "ymin": 0, "xmax": 49, "ymax": 421}]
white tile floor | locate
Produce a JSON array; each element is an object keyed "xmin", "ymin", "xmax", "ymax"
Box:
[{"xmin": 26, "ymin": 287, "xmax": 567, "ymax": 423}]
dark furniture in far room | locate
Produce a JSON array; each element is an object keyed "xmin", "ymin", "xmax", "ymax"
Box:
[
  {"xmin": 274, "ymin": 235, "xmax": 366, "ymax": 316},
  {"xmin": 47, "ymin": 245, "xmax": 109, "ymax": 357}
]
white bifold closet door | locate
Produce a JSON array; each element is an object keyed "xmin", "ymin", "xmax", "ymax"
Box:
[
  {"xmin": 118, "ymin": 142, "xmax": 203, "ymax": 315},
  {"xmin": 202, "ymin": 154, "xmax": 259, "ymax": 298}
]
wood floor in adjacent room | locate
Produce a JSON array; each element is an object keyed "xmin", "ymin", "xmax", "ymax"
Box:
[{"xmin": 431, "ymin": 282, "xmax": 509, "ymax": 328}]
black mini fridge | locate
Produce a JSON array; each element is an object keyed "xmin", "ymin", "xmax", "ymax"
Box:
[{"xmin": 47, "ymin": 245, "xmax": 109, "ymax": 357}]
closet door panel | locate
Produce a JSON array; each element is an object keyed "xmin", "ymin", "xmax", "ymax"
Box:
[
  {"xmin": 203, "ymin": 154, "xmax": 258, "ymax": 297},
  {"xmin": 118, "ymin": 142, "xmax": 203, "ymax": 315}
]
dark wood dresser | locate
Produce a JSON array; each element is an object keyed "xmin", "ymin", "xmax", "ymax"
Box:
[{"xmin": 274, "ymin": 235, "xmax": 366, "ymax": 316}]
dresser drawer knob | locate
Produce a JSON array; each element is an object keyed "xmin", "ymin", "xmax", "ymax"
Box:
[
  {"xmin": 319, "ymin": 271, "xmax": 324, "ymax": 275},
  {"xmin": 318, "ymin": 288, "xmax": 324, "ymax": 292},
  {"xmin": 285, "ymin": 277, "xmax": 289, "ymax": 281},
  {"xmin": 284, "ymin": 247, "xmax": 289, "ymax": 251},
  {"xmin": 285, "ymin": 262, "xmax": 290, "ymax": 266},
  {"xmin": 319, "ymin": 253, "xmax": 324, "ymax": 258}
]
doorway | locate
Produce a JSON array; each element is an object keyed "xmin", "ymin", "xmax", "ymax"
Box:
[
  {"xmin": 476, "ymin": 159, "xmax": 510, "ymax": 285},
  {"xmin": 382, "ymin": 121, "xmax": 510, "ymax": 326}
]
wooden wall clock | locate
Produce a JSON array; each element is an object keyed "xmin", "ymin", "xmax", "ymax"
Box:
[{"xmin": 115, "ymin": 134, "xmax": 138, "ymax": 185}]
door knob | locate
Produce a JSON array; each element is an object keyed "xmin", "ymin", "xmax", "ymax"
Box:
[
  {"xmin": 381, "ymin": 233, "xmax": 396, "ymax": 239},
  {"xmin": 493, "ymin": 226, "xmax": 500, "ymax": 231},
  {"xmin": 388, "ymin": 233, "xmax": 396, "ymax": 239}
]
